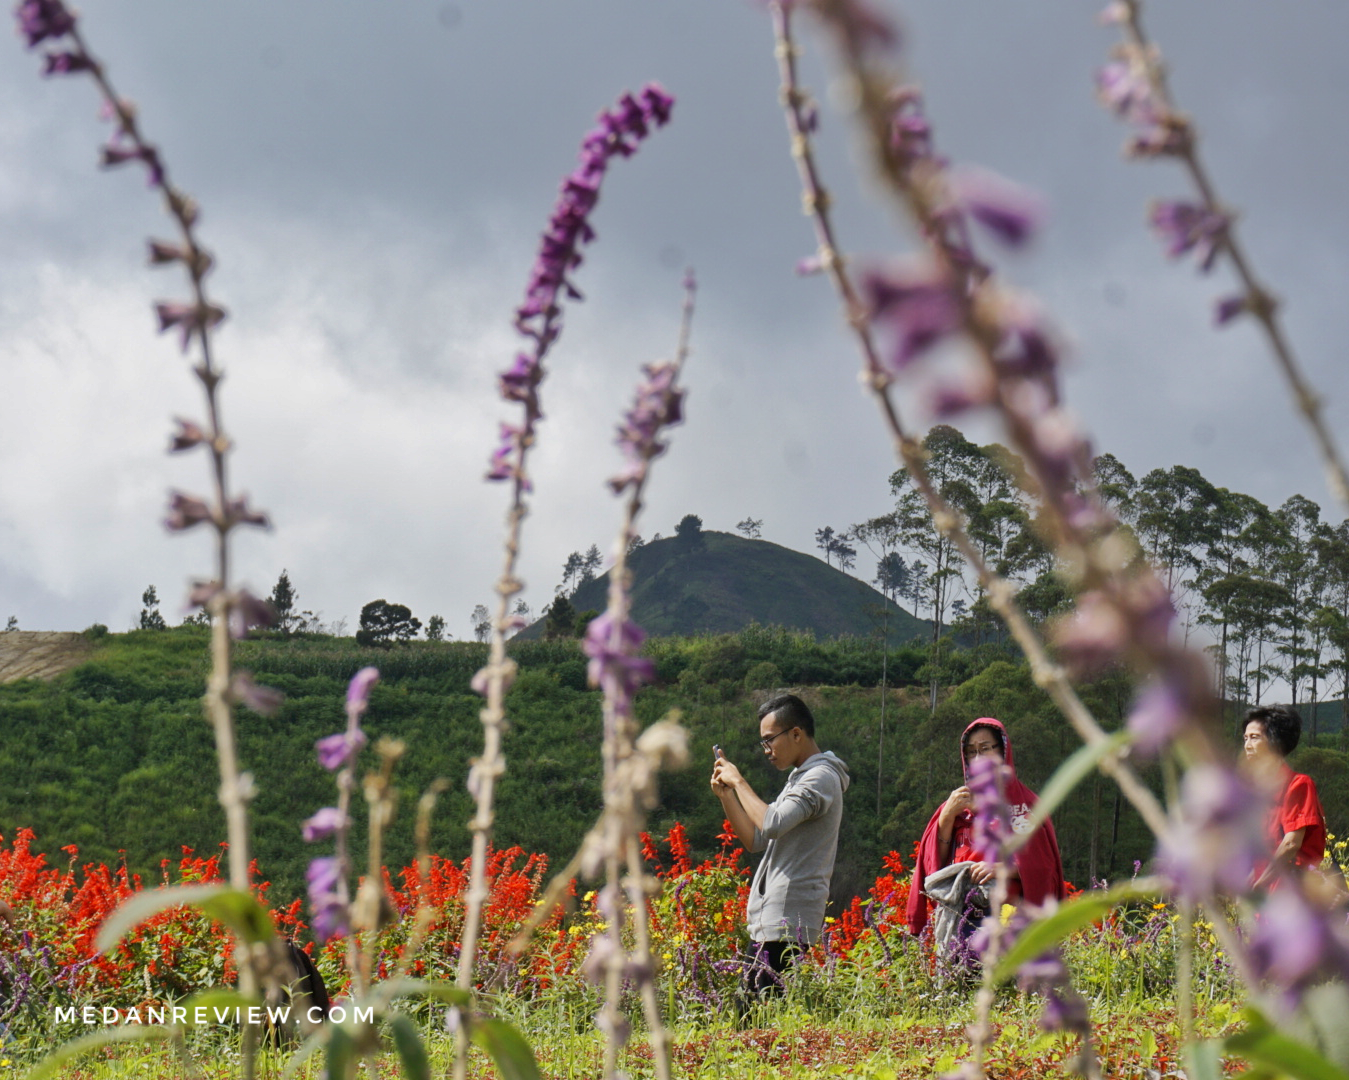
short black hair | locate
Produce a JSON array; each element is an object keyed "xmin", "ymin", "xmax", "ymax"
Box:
[
  {"xmin": 1244, "ymin": 704, "xmax": 1301, "ymax": 758},
  {"xmin": 758, "ymin": 693, "xmax": 815, "ymax": 738},
  {"xmin": 963, "ymin": 723, "xmax": 1005, "ymax": 758}
]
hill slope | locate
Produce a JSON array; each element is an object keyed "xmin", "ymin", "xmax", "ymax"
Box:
[{"xmin": 538, "ymin": 531, "xmax": 927, "ymax": 641}]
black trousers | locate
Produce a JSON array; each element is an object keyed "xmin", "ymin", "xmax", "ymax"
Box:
[{"xmin": 737, "ymin": 939, "xmax": 800, "ymax": 1014}]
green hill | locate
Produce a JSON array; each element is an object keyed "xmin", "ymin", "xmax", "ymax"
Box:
[{"xmin": 531, "ymin": 530, "xmax": 928, "ymax": 642}]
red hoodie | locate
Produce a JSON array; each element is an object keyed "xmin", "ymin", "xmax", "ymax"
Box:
[{"xmin": 905, "ymin": 717, "xmax": 1065, "ymax": 936}]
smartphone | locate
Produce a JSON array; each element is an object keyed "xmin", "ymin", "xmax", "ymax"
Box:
[{"xmin": 713, "ymin": 744, "xmax": 723, "ymax": 760}]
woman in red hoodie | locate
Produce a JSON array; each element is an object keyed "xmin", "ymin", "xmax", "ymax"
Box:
[{"xmin": 906, "ymin": 717, "xmax": 1066, "ymax": 936}]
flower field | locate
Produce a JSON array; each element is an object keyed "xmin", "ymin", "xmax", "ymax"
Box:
[{"xmin": 0, "ymin": 822, "xmax": 1265, "ymax": 1077}]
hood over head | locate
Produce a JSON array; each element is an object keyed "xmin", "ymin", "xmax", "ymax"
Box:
[{"xmin": 960, "ymin": 716, "xmax": 1014, "ymax": 778}]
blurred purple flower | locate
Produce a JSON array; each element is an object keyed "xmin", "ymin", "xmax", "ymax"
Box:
[
  {"xmin": 1214, "ymin": 294, "xmax": 1248, "ymax": 326},
  {"xmin": 967, "ymin": 754, "xmax": 1012, "ymax": 861},
  {"xmin": 862, "ymin": 263, "xmax": 961, "ymax": 371},
  {"xmin": 610, "ymin": 359, "xmax": 685, "ymax": 494},
  {"xmin": 42, "ymin": 49, "xmax": 90, "ymax": 75},
  {"xmin": 346, "ymin": 666, "xmax": 380, "ymax": 716},
  {"xmin": 1248, "ymin": 887, "xmax": 1349, "ymax": 995},
  {"xmin": 1157, "ymin": 764, "xmax": 1268, "ymax": 900},
  {"xmin": 1053, "ymin": 591, "xmax": 1127, "ymax": 674},
  {"xmin": 948, "ymin": 168, "xmax": 1045, "ymax": 249},
  {"xmin": 1148, "ymin": 201, "xmax": 1230, "ymax": 272},
  {"xmin": 100, "ymin": 138, "xmax": 164, "ymax": 187},
  {"xmin": 164, "ymin": 491, "xmax": 213, "ymax": 532},
  {"xmin": 227, "ymin": 589, "xmax": 274, "ymax": 640},
  {"xmin": 1125, "ymin": 679, "xmax": 1190, "ymax": 756},
  {"xmin": 169, "ymin": 418, "xmax": 207, "ymax": 452},
  {"xmin": 224, "ymin": 495, "xmax": 269, "ymax": 530},
  {"xmin": 187, "ymin": 579, "xmax": 221, "ymax": 610},
  {"xmin": 154, "ymin": 299, "xmax": 226, "ymax": 351},
  {"xmin": 316, "ymin": 729, "xmax": 367, "ymax": 772},
  {"xmin": 1095, "ymin": 59, "xmax": 1158, "ymax": 126},
  {"xmin": 498, "ymin": 354, "xmax": 537, "ymax": 403},
  {"xmin": 306, "ymin": 857, "xmax": 348, "ymax": 941},
  {"xmin": 229, "ymin": 672, "xmax": 284, "ymax": 717},
  {"xmin": 582, "ymin": 611, "xmax": 655, "ymax": 704},
  {"xmin": 16, "ymin": 0, "xmax": 75, "ymax": 47},
  {"xmin": 928, "ymin": 370, "xmax": 994, "ymax": 419},
  {"xmin": 887, "ymin": 87, "xmax": 934, "ymax": 165},
  {"xmin": 302, "ymin": 807, "xmax": 347, "ymax": 844}
]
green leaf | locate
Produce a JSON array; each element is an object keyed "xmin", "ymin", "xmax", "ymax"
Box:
[
  {"xmin": 1185, "ymin": 1039, "xmax": 1226, "ymax": 1080},
  {"xmin": 1227, "ymin": 1016, "xmax": 1349, "ymax": 1080},
  {"xmin": 992, "ymin": 879, "xmax": 1162, "ymax": 983},
  {"xmin": 24, "ymin": 1025, "xmax": 175, "ymax": 1080},
  {"xmin": 95, "ymin": 884, "xmax": 274, "ymax": 953},
  {"xmin": 1006, "ymin": 731, "xmax": 1131, "ymax": 855},
  {"xmin": 384, "ymin": 978, "xmax": 472, "ymax": 1009},
  {"xmin": 389, "ymin": 1015, "xmax": 431, "ymax": 1080},
  {"xmin": 324, "ymin": 1023, "xmax": 356, "ymax": 1080},
  {"xmin": 471, "ymin": 1018, "xmax": 542, "ymax": 1080}
]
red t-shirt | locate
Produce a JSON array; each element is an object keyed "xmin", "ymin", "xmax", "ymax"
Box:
[{"xmin": 1258, "ymin": 770, "xmax": 1326, "ymax": 885}]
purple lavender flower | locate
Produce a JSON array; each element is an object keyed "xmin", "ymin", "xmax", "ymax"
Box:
[
  {"xmin": 582, "ymin": 611, "xmax": 655, "ymax": 703},
  {"xmin": 967, "ymin": 754, "xmax": 1011, "ymax": 861},
  {"xmin": 15, "ymin": 0, "xmax": 75, "ymax": 47},
  {"xmin": 316, "ymin": 730, "xmax": 368, "ymax": 772},
  {"xmin": 1148, "ymin": 201, "xmax": 1231, "ymax": 272},
  {"xmin": 1157, "ymin": 764, "xmax": 1268, "ymax": 900},
  {"xmin": 306, "ymin": 857, "xmax": 349, "ymax": 941},
  {"xmin": 489, "ymin": 84, "xmax": 674, "ymax": 481},
  {"xmin": 610, "ymin": 359, "xmax": 686, "ymax": 494},
  {"xmin": 302, "ymin": 807, "xmax": 347, "ymax": 843},
  {"xmin": 948, "ymin": 168, "xmax": 1045, "ymax": 250}
]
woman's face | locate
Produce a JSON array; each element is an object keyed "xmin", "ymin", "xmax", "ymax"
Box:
[
  {"xmin": 1243, "ymin": 720, "xmax": 1278, "ymax": 763},
  {"xmin": 963, "ymin": 727, "xmax": 1004, "ymax": 766}
]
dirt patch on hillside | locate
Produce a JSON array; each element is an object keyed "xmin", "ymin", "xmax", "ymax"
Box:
[{"xmin": 0, "ymin": 631, "xmax": 93, "ymax": 683}]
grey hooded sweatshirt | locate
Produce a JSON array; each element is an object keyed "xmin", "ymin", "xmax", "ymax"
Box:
[{"xmin": 746, "ymin": 750, "xmax": 850, "ymax": 944}]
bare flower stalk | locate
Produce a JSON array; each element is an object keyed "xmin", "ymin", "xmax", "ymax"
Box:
[
  {"xmin": 767, "ymin": 1, "xmax": 1170, "ymax": 839},
  {"xmin": 1099, "ymin": 0, "xmax": 1349, "ymax": 511},
  {"xmin": 587, "ymin": 274, "xmax": 696, "ymax": 1080},
  {"xmin": 457, "ymin": 84, "xmax": 674, "ymax": 1080},
  {"xmin": 15, "ymin": 5, "xmax": 282, "ymax": 1048}
]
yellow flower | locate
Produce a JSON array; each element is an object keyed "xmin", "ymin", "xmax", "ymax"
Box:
[
  {"xmin": 1152, "ymin": 902, "xmax": 1167, "ymax": 910},
  {"xmin": 662, "ymin": 952, "xmax": 673, "ymax": 960},
  {"xmin": 1000, "ymin": 904, "xmax": 1016, "ymax": 924},
  {"xmin": 584, "ymin": 890, "xmax": 597, "ymax": 902},
  {"xmin": 825, "ymin": 917, "xmax": 836, "ymax": 924}
]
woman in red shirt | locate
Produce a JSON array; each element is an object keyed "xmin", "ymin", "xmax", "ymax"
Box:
[{"xmin": 1243, "ymin": 704, "xmax": 1326, "ymax": 890}]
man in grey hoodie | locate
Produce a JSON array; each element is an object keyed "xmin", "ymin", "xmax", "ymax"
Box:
[{"xmin": 710, "ymin": 692, "xmax": 850, "ymax": 1007}]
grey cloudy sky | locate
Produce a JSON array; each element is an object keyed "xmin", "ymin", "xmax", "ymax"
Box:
[{"xmin": 3, "ymin": 0, "xmax": 1347, "ymax": 636}]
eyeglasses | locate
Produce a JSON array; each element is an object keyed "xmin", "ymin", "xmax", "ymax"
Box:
[
  {"xmin": 963, "ymin": 741, "xmax": 1001, "ymax": 759},
  {"xmin": 760, "ymin": 727, "xmax": 796, "ymax": 751}
]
